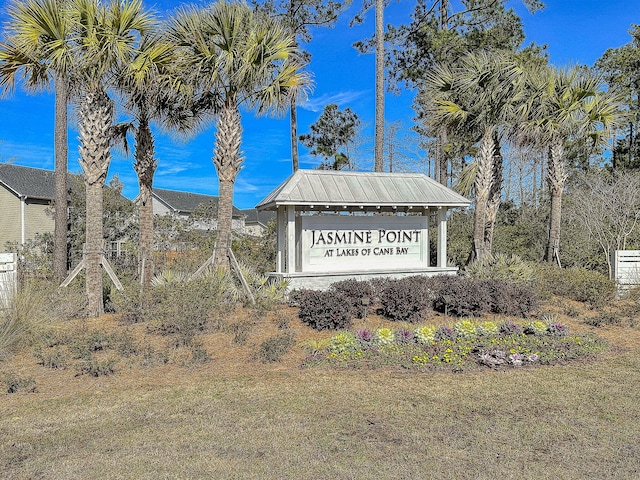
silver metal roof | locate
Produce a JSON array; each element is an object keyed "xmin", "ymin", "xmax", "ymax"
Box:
[{"xmin": 256, "ymin": 170, "xmax": 471, "ymax": 211}]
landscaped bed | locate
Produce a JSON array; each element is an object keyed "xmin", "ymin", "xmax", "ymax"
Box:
[{"xmin": 303, "ymin": 320, "xmax": 605, "ymax": 371}]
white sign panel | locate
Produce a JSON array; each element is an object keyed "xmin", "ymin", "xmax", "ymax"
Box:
[
  {"xmin": 300, "ymin": 215, "xmax": 428, "ymax": 272},
  {"xmin": 0, "ymin": 253, "xmax": 17, "ymax": 309}
]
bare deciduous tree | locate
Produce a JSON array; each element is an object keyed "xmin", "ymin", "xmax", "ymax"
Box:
[{"xmin": 568, "ymin": 171, "xmax": 640, "ymax": 279}]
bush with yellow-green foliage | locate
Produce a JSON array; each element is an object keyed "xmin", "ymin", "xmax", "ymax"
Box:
[{"xmin": 533, "ymin": 264, "xmax": 615, "ymax": 306}]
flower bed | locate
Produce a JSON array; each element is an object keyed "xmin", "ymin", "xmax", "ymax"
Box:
[{"xmin": 302, "ymin": 320, "xmax": 605, "ymax": 371}]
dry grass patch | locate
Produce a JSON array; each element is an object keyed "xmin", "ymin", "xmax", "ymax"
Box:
[{"xmin": 1, "ymin": 301, "xmax": 639, "ymax": 479}]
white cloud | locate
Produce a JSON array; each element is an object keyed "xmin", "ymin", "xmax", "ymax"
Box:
[
  {"xmin": 235, "ymin": 177, "xmax": 261, "ymax": 193},
  {"xmin": 300, "ymin": 91, "xmax": 368, "ymax": 112},
  {"xmin": 0, "ymin": 142, "xmax": 53, "ymax": 168}
]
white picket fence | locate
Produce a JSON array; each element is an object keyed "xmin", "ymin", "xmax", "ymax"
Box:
[
  {"xmin": 0, "ymin": 252, "xmax": 18, "ymax": 308},
  {"xmin": 612, "ymin": 250, "xmax": 640, "ymax": 294}
]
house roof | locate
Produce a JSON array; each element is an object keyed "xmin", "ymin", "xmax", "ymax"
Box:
[
  {"xmin": 0, "ymin": 163, "xmax": 55, "ymax": 200},
  {"xmin": 256, "ymin": 170, "xmax": 471, "ymax": 211},
  {"xmin": 152, "ymin": 188, "xmax": 243, "ymax": 217},
  {"xmin": 240, "ymin": 208, "xmax": 276, "ymax": 226}
]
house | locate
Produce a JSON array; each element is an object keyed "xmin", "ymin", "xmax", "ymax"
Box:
[
  {"xmin": 148, "ymin": 187, "xmax": 245, "ymax": 232},
  {"xmin": 0, "ymin": 164, "xmax": 134, "ymax": 262},
  {"xmin": 0, "ymin": 163, "xmax": 55, "ymax": 248},
  {"xmin": 240, "ymin": 208, "xmax": 276, "ymax": 236}
]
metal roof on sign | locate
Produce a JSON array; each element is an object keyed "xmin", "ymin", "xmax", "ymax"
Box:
[{"xmin": 255, "ymin": 170, "xmax": 471, "ymax": 211}]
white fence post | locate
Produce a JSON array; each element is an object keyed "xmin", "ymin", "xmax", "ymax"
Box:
[{"xmin": 0, "ymin": 252, "xmax": 18, "ymax": 308}]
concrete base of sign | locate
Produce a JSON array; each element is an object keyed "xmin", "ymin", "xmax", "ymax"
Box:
[{"xmin": 268, "ymin": 267, "xmax": 459, "ymax": 291}]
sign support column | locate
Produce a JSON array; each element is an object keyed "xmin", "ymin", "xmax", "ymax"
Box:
[
  {"xmin": 437, "ymin": 207, "xmax": 447, "ymax": 267},
  {"xmin": 276, "ymin": 206, "xmax": 285, "ymax": 273},
  {"xmin": 286, "ymin": 205, "xmax": 296, "ymax": 273}
]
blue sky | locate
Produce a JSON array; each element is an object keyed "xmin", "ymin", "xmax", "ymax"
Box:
[{"xmin": 0, "ymin": 0, "xmax": 638, "ymax": 209}]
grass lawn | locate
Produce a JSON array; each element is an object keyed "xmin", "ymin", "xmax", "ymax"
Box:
[{"xmin": 1, "ymin": 304, "xmax": 640, "ymax": 479}]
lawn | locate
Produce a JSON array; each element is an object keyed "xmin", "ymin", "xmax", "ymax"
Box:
[{"xmin": 1, "ymin": 304, "xmax": 639, "ymax": 479}]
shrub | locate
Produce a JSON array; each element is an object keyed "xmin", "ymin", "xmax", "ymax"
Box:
[
  {"xmin": 297, "ymin": 289, "xmax": 352, "ymax": 331},
  {"xmin": 140, "ymin": 346, "xmax": 170, "ymax": 367},
  {"xmin": 256, "ymin": 333, "xmax": 295, "ymax": 362},
  {"xmin": 465, "ymin": 253, "xmax": 536, "ymax": 285},
  {"xmin": 486, "ymin": 280, "xmax": 537, "ymax": 317},
  {"xmin": 112, "ymin": 330, "xmax": 139, "ymax": 357},
  {"xmin": 188, "ymin": 343, "xmax": 212, "ymax": 365},
  {"xmin": 428, "ymin": 276, "xmax": 537, "ymax": 318},
  {"xmin": 0, "ymin": 307, "xmax": 29, "ymax": 360},
  {"xmin": 68, "ymin": 329, "xmax": 112, "ymax": 360},
  {"xmin": 330, "ymin": 279, "xmax": 374, "ymax": 319},
  {"xmin": 0, "ymin": 280, "xmax": 72, "ymax": 359},
  {"xmin": 115, "ymin": 271, "xmax": 236, "ymax": 331},
  {"xmin": 429, "ymin": 276, "xmax": 491, "ymax": 317},
  {"xmin": 533, "ymin": 265, "xmax": 615, "ymax": 306},
  {"xmin": 3, "ymin": 372, "xmax": 37, "ymax": 393},
  {"xmin": 584, "ymin": 311, "xmax": 622, "ymax": 327},
  {"xmin": 33, "ymin": 346, "xmax": 69, "ymax": 369},
  {"xmin": 78, "ymin": 357, "xmax": 116, "ymax": 377},
  {"xmin": 147, "ymin": 276, "xmax": 233, "ymax": 343},
  {"xmin": 379, "ymin": 276, "xmax": 432, "ymax": 323},
  {"xmin": 238, "ymin": 263, "xmax": 288, "ymax": 311},
  {"xmin": 227, "ymin": 321, "xmax": 253, "ymax": 345}
]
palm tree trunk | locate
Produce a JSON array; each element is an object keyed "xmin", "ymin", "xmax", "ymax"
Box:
[
  {"xmin": 373, "ymin": 0, "xmax": 384, "ymax": 172},
  {"xmin": 472, "ymin": 128, "xmax": 494, "ymax": 262},
  {"xmin": 213, "ymin": 100, "xmax": 243, "ymax": 270},
  {"xmin": 214, "ymin": 178, "xmax": 235, "ymax": 269},
  {"xmin": 85, "ymin": 180, "xmax": 104, "ymax": 317},
  {"xmin": 78, "ymin": 86, "xmax": 113, "ymax": 316},
  {"xmin": 134, "ymin": 114, "xmax": 157, "ymax": 286},
  {"xmin": 546, "ymin": 140, "xmax": 565, "ymax": 265},
  {"xmin": 138, "ymin": 181, "xmax": 154, "ymax": 284},
  {"xmin": 438, "ymin": 127, "xmax": 448, "ymax": 186},
  {"xmin": 484, "ymin": 131, "xmax": 503, "ymax": 255},
  {"xmin": 53, "ymin": 74, "xmax": 69, "ymax": 281},
  {"xmin": 291, "ymin": 100, "xmax": 299, "ymax": 171}
]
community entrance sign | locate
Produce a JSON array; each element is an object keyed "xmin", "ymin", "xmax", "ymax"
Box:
[
  {"xmin": 255, "ymin": 170, "xmax": 470, "ymax": 290},
  {"xmin": 302, "ymin": 215, "xmax": 428, "ymax": 272}
]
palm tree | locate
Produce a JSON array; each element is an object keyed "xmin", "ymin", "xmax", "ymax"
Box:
[
  {"xmin": 72, "ymin": 0, "xmax": 154, "ymax": 315},
  {"xmin": 422, "ymin": 50, "xmax": 523, "ymax": 261},
  {"xmin": 520, "ymin": 66, "xmax": 624, "ymax": 265},
  {"xmin": 0, "ymin": 0, "xmax": 73, "ymax": 281},
  {"xmin": 168, "ymin": 1, "xmax": 309, "ymax": 270},
  {"xmin": 113, "ymin": 32, "xmax": 178, "ymax": 286}
]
